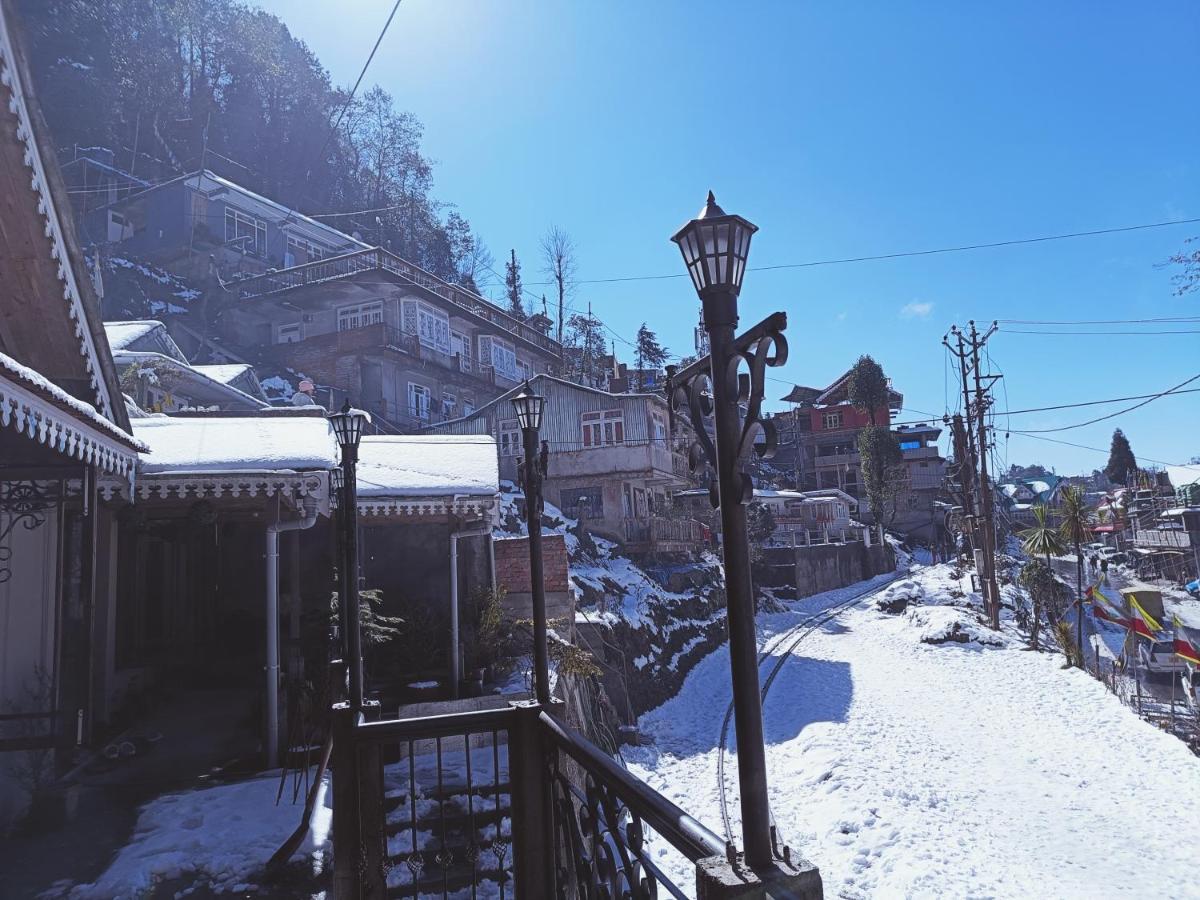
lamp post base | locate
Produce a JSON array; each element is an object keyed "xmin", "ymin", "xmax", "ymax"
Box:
[{"xmin": 696, "ymin": 852, "xmax": 823, "ymax": 899}]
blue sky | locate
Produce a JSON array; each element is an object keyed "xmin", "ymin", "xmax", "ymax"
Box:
[{"xmin": 254, "ymin": 0, "xmax": 1199, "ymax": 476}]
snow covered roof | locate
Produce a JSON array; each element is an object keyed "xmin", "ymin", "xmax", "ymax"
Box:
[
  {"xmin": 1163, "ymin": 465, "xmax": 1200, "ymax": 489},
  {"xmin": 132, "ymin": 415, "xmax": 337, "ymax": 474},
  {"xmin": 104, "ymin": 320, "xmax": 165, "ymax": 352},
  {"xmin": 193, "ymin": 364, "xmax": 254, "ymax": 386},
  {"xmin": 356, "ymin": 435, "xmax": 498, "ymax": 498},
  {"xmin": 0, "ymin": 350, "xmax": 144, "ymax": 476},
  {"xmin": 112, "ymin": 351, "xmax": 268, "ymax": 411}
]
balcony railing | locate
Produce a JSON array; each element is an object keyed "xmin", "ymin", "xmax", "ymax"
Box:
[
  {"xmin": 236, "ymin": 247, "xmax": 563, "ymax": 356},
  {"xmin": 332, "ymin": 702, "xmax": 726, "ymax": 899},
  {"xmin": 1133, "ymin": 528, "xmax": 1191, "ymax": 549},
  {"xmin": 623, "ymin": 516, "xmax": 705, "ymax": 548}
]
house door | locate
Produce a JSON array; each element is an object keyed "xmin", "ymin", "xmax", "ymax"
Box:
[{"xmin": 633, "ymin": 488, "xmax": 648, "ymax": 519}]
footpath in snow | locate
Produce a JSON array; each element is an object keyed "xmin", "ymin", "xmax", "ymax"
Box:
[{"xmin": 626, "ymin": 563, "xmax": 1200, "ymax": 899}]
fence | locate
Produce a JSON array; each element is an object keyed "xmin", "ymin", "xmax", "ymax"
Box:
[
  {"xmin": 623, "ymin": 516, "xmax": 705, "ymax": 548},
  {"xmin": 331, "ymin": 702, "xmax": 726, "ymax": 898},
  {"xmin": 1085, "ymin": 655, "xmax": 1198, "ymax": 754}
]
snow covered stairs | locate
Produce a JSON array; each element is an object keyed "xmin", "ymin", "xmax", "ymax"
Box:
[{"xmin": 381, "ymin": 738, "xmax": 514, "ymax": 898}]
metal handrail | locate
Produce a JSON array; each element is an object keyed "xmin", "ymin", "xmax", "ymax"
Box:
[
  {"xmin": 355, "ymin": 706, "xmax": 514, "ymax": 742},
  {"xmin": 538, "ymin": 710, "xmax": 725, "ymax": 863}
]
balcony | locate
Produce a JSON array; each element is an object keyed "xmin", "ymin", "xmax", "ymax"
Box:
[
  {"xmin": 623, "ymin": 516, "xmax": 705, "ymax": 553},
  {"xmin": 902, "ymin": 446, "xmax": 941, "ymax": 461},
  {"xmin": 236, "ymin": 247, "xmax": 563, "ymax": 357},
  {"xmin": 813, "ymin": 451, "xmax": 859, "ymax": 467},
  {"xmin": 331, "ymin": 702, "xmax": 733, "ymax": 898},
  {"xmin": 1133, "ymin": 528, "xmax": 1191, "ymax": 549}
]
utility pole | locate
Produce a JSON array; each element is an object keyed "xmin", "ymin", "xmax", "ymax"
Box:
[
  {"xmin": 968, "ymin": 320, "xmax": 1002, "ymax": 630},
  {"xmin": 945, "ymin": 322, "xmax": 1001, "ymax": 629}
]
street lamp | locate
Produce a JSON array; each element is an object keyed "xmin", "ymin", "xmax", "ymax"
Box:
[
  {"xmin": 329, "ymin": 401, "xmax": 370, "ymax": 710},
  {"xmin": 669, "ymin": 192, "xmax": 777, "ymax": 870},
  {"xmin": 512, "ymin": 383, "xmax": 551, "ymax": 705}
]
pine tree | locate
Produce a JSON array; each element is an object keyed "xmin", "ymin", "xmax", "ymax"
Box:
[
  {"xmin": 846, "ymin": 355, "xmax": 889, "ymax": 425},
  {"xmin": 1104, "ymin": 429, "xmax": 1137, "ymax": 485},
  {"xmin": 857, "ymin": 426, "xmax": 904, "ymax": 526},
  {"xmin": 633, "ymin": 323, "xmax": 668, "ymax": 392},
  {"xmin": 504, "ymin": 249, "xmax": 525, "ymax": 320}
]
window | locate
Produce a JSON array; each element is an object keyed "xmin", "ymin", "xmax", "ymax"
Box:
[
  {"xmin": 224, "ymin": 207, "xmax": 267, "ymax": 257},
  {"xmin": 276, "ymin": 323, "xmax": 302, "ymax": 344},
  {"xmin": 822, "ymin": 412, "xmax": 843, "ymax": 430},
  {"xmin": 480, "ymin": 335, "xmax": 519, "ymax": 381},
  {"xmin": 442, "ymin": 391, "xmax": 457, "ymax": 418},
  {"xmin": 562, "ymin": 487, "xmax": 603, "ymax": 519},
  {"xmin": 451, "ymin": 331, "xmax": 472, "ymax": 371},
  {"xmin": 582, "ymin": 409, "xmax": 625, "ymax": 447},
  {"xmin": 285, "ymin": 235, "xmax": 326, "ymax": 267},
  {"xmin": 499, "ymin": 418, "xmax": 521, "ymax": 456},
  {"xmin": 408, "ymin": 383, "xmax": 432, "ymax": 421},
  {"xmin": 338, "ymin": 301, "xmax": 384, "ymax": 332},
  {"xmin": 651, "ymin": 411, "xmax": 667, "ymax": 442}
]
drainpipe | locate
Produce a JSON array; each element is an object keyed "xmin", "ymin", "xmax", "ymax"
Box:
[
  {"xmin": 266, "ymin": 496, "xmax": 319, "ymax": 767},
  {"xmin": 449, "ymin": 509, "xmax": 492, "ymax": 700}
]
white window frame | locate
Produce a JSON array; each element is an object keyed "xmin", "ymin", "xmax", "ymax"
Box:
[
  {"xmin": 224, "ymin": 207, "xmax": 267, "ymax": 257},
  {"xmin": 416, "ymin": 301, "xmax": 451, "ymax": 354},
  {"xmin": 499, "ymin": 418, "xmax": 521, "ymax": 456},
  {"xmin": 822, "ymin": 411, "xmax": 843, "ymax": 430},
  {"xmin": 285, "ymin": 234, "xmax": 327, "ymax": 267},
  {"xmin": 651, "ymin": 411, "xmax": 667, "ymax": 442},
  {"xmin": 337, "ymin": 301, "xmax": 384, "ymax": 332},
  {"xmin": 582, "ymin": 409, "xmax": 625, "ymax": 447},
  {"xmin": 442, "ymin": 391, "xmax": 457, "ymax": 419},
  {"xmin": 452, "ymin": 330, "xmax": 473, "ymax": 371},
  {"xmin": 408, "ymin": 383, "xmax": 432, "ymax": 421},
  {"xmin": 482, "ymin": 336, "xmax": 518, "ymax": 382}
]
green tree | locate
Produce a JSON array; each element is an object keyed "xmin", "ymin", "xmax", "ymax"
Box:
[
  {"xmin": 857, "ymin": 426, "xmax": 904, "ymax": 526},
  {"xmin": 746, "ymin": 501, "xmax": 777, "ymax": 563},
  {"xmin": 1018, "ymin": 505, "xmax": 1065, "ymax": 650},
  {"xmin": 504, "ymin": 249, "xmax": 525, "ymax": 319},
  {"xmin": 846, "ymin": 354, "xmax": 889, "ymax": 425},
  {"xmin": 1104, "ymin": 429, "xmax": 1137, "ymax": 486},
  {"xmin": 633, "ymin": 324, "xmax": 668, "ymax": 392},
  {"xmin": 1057, "ymin": 485, "xmax": 1092, "ymax": 668}
]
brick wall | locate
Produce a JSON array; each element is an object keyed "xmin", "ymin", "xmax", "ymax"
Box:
[{"xmin": 494, "ymin": 534, "xmax": 569, "ymax": 593}]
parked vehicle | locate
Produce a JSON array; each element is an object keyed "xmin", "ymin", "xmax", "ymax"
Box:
[{"xmin": 1137, "ymin": 636, "xmax": 1189, "ymax": 674}]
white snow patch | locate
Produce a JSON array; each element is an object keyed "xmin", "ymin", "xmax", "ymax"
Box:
[
  {"xmin": 133, "ymin": 415, "xmax": 337, "ymax": 473},
  {"xmin": 356, "ymin": 435, "xmax": 498, "ymax": 498},
  {"xmin": 66, "ymin": 771, "xmax": 330, "ymax": 898}
]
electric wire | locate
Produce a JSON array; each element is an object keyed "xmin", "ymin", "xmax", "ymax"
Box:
[{"xmin": 1007, "ymin": 373, "xmax": 1200, "ymax": 434}]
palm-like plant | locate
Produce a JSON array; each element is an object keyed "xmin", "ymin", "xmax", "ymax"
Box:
[
  {"xmin": 1020, "ymin": 505, "xmax": 1065, "ymax": 650},
  {"xmin": 1057, "ymin": 485, "xmax": 1093, "ymax": 669}
]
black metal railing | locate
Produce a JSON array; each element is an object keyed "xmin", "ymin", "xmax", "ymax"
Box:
[{"xmin": 332, "ymin": 702, "xmax": 725, "ymax": 899}]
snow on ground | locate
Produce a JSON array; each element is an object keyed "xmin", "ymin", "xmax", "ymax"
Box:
[
  {"xmin": 626, "ymin": 562, "xmax": 1200, "ymax": 899},
  {"xmin": 63, "ymin": 771, "xmax": 330, "ymax": 898}
]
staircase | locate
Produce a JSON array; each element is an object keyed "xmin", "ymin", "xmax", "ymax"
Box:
[{"xmin": 381, "ymin": 738, "xmax": 514, "ymax": 898}]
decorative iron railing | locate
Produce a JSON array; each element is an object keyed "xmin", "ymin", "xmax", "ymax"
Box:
[
  {"xmin": 332, "ymin": 702, "xmax": 726, "ymax": 899},
  {"xmin": 236, "ymin": 247, "xmax": 563, "ymax": 356}
]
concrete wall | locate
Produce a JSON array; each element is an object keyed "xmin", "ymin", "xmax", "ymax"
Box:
[{"xmin": 760, "ymin": 541, "xmax": 893, "ymax": 597}]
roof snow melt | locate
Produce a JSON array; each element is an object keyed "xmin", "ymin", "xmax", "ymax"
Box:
[{"xmin": 356, "ymin": 435, "xmax": 498, "ymax": 498}]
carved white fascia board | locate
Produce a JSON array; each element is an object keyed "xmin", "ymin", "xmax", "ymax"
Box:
[
  {"xmin": 0, "ymin": 14, "xmax": 114, "ymax": 417},
  {"xmin": 356, "ymin": 495, "xmax": 498, "ymax": 523},
  {"xmin": 99, "ymin": 470, "xmax": 330, "ymax": 516},
  {"xmin": 0, "ymin": 373, "xmax": 138, "ymax": 477}
]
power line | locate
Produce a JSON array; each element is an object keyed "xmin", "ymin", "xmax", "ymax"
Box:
[
  {"xmin": 525, "ymin": 216, "xmax": 1200, "ymax": 287},
  {"xmin": 306, "ymin": 0, "xmax": 403, "ymax": 183},
  {"xmin": 1003, "ymin": 328, "xmax": 1200, "ymax": 336},
  {"xmin": 999, "ymin": 316, "xmax": 1200, "ymax": 325},
  {"xmin": 1006, "ymin": 432, "xmax": 1200, "ymax": 472},
  {"xmin": 1008, "ymin": 373, "xmax": 1200, "ymax": 434}
]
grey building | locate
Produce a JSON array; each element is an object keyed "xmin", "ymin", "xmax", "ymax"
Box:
[{"xmin": 427, "ymin": 374, "xmax": 700, "ymax": 552}]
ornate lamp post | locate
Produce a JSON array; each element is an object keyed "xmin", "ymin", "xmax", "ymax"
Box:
[
  {"xmin": 667, "ymin": 192, "xmax": 786, "ymax": 870},
  {"xmin": 330, "ymin": 464, "xmax": 347, "ymax": 664},
  {"xmin": 329, "ymin": 401, "xmax": 369, "ymax": 711},
  {"xmin": 512, "ymin": 383, "xmax": 552, "ymax": 705}
]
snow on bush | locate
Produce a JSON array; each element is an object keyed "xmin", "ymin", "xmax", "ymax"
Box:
[
  {"xmin": 873, "ymin": 579, "xmax": 924, "ymax": 614},
  {"xmin": 906, "ymin": 604, "xmax": 1009, "ymax": 647}
]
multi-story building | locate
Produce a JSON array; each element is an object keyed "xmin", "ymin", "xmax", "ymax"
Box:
[
  {"xmin": 778, "ymin": 369, "xmax": 903, "ymax": 506},
  {"xmin": 892, "ymin": 422, "xmax": 948, "ymax": 539},
  {"xmin": 82, "ymin": 169, "xmax": 369, "ymax": 284},
  {"xmin": 217, "ymin": 248, "xmax": 564, "ymax": 431},
  {"xmin": 427, "ymin": 374, "xmax": 700, "ymax": 553}
]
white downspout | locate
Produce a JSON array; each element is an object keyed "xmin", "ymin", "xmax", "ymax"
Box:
[
  {"xmin": 266, "ymin": 496, "xmax": 319, "ymax": 767},
  {"xmin": 449, "ymin": 509, "xmax": 493, "ymax": 700}
]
